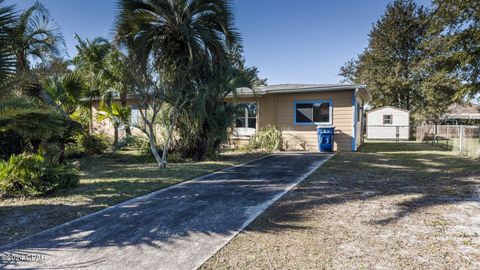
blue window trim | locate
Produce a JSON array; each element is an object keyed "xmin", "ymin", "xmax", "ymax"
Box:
[
  {"xmin": 352, "ymin": 91, "xmax": 357, "ymax": 151},
  {"xmin": 293, "ymin": 99, "xmax": 333, "ymax": 126}
]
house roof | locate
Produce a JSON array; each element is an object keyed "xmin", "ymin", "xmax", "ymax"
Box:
[
  {"xmin": 231, "ymin": 84, "xmax": 371, "ymax": 101},
  {"xmin": 444, "ymin": 103, "xmax": 480, "ymax": 120},
  {"xmin": 81, "ymin": 84, "xmax": 372, "ymax": 103},
  {"xmin": 447, "ymin": 103, "xmax": 479, "ymax": 114},
  {"xmin": 366, "ymin": 106, "xmax": 410, "ymax": 114}
]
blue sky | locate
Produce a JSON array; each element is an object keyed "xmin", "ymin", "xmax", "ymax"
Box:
[{"xmin": 9, "ymin": 0, "xmax": 430, "ymax": 84}]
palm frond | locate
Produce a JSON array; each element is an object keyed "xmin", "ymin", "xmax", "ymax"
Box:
[
  {"xmin": 0, "ymin": 96, "xmax": 65, "ymax": 139},
  {"xmin": 0, "ymin": 0, "xmax": 17, "ymax": 91}
]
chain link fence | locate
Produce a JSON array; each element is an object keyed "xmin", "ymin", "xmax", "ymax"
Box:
[{"xmin": 416, "ymin": 125, "xmax": 480, "ymax": 158}]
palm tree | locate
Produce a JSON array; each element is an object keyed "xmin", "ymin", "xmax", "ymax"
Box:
[
  {"xmin": 115, "ymin": 0, "xmax": 240, "ymax": 167},
  {"xmin": 0, "ymin": 1, "xmax": 70, "ymax": 157},
  {"xmin": 74, "ymin": 35, "xmax": 133, "ymax": 134},
  {"xmin": 97, "ymin": 101, "xmax": 131, "ymax": 147},
  {"xmin": 0, "ymin": 96, "xmax": 65, "ymax": 152},
  {"xmin": 42, "ymin": 73, "xmax": 85, "ymax": 115},
  {"xmin": 115, "ymin": 0, "xmax": 239, "ymax": 66},
  {"xmin": 73, "ymin": 35, "xmax": 111, "ymax": 130},
  {"xmin": 102, "ymin": 46, "xmax": 132, "ymax": 134},
  {"xmin": 73, "ymin": 35, "xmax": 110, "ymax": 91},
  {"xmin": 11, "ymin": 1, "xmax": 65, "ymax": 75},
  {"xmin": 7, "ymin": 0, "xmax": 66, "ymax": 116}
]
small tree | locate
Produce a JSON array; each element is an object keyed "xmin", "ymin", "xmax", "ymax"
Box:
[
  {"xmin": 126, "ymin": 63, "xmax": 162, "ymax": 167},
  {"xmin": 97, "ymin": 101, "xmax": 131, "ymax": 148}
]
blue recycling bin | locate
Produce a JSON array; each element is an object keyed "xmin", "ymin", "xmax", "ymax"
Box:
[{"xmin": 317, "ymin": 126, "xmax": 335, "ymax": 152}]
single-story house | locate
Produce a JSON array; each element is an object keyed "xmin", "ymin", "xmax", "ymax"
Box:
[
  {"xmin": 226, "ymin": 84, "xmax": 371, "ymax": 151},
  {"xmin": 443, "ymin": 103, "xmax": 480, "ymax": 124},
  {"xmin": 366, "ymin": 106, "xmax": 409, "ymax": 140},
  {"xmin": 87, "ymin": 83, "xmax": 371, "ymax": 152}
]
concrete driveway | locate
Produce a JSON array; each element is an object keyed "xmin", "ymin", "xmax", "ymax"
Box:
[{"xmin": 0, "ymin": 153, "xmax": 332, "ymax": 270}]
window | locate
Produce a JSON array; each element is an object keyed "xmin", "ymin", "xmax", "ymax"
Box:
[
  {"xmin": 130, "ymin": 105, "xmax": 140, "ymax": 126},
  {"xmin": 383, "ymin": 114, "xmax": 393, "ymax": 125},
  {"xmin": 235, "ymin": 103, "xmax": 257, "ymax": 129},
  {"xmin": 295, "ymin": 100, "xmax": 332, "ymax": 125}
]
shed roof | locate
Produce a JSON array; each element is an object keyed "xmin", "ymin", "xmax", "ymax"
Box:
[{"xmin": 366, "ymin": 106, "xmax": 410, "ymax": 114}]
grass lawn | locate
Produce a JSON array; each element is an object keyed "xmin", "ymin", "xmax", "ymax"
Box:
[
  {"xmin": 0, "ymin": 150, "xmax": 265, "ymax": 246},
  {"xmin": 201, "ymin": 142, "xmax": 480, "ymax": 270}
]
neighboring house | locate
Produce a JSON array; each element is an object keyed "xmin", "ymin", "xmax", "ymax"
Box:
[
  {"xmin": 226, "ymin": 84, "xmax": 371, "ymax": 151},
  {"xmin": 366, "ymin": 106, "xmax": 409, "ymax": 140},
  {"xmin": 443, "ymin": 103, "xmax": 480, "ymax": 124}
]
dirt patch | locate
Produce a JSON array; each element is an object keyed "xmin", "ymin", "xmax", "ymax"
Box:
[{"xmin": 201, "ymin": 143, "xmax": 480, "ymax": 269}]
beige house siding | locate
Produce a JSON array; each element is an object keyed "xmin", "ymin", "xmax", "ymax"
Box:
[{"xmin": 229, "ymin": 90, "xmax": 356, "ymax": 151}]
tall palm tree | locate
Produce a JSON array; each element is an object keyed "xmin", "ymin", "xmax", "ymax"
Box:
[
  {"xmin": 7, "ymin": 0, "xmax": 66, "ymax": 115},
  {"xmin": 73, "ymin": 35, "xmax": 111, "ymax": 130},
  {"xmin": 11, "ymin": 1, "xmax": 65, "ymax": 75},
  {"xmin": 115, "ymin": 0, "xmax": 240, "ymax": 167},
  {"xmin": 102, "ymin": 46, "xmax": 132, "ymax": 134},
  {"xmin": 73, "ymin": 35, "xmax": 111, "ymax": 92}
]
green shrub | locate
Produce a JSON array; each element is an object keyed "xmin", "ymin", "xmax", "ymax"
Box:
[
  {"xmin": 249, "ymin": 125, "xmax": 282, "ymax": 151},
  {"xmin": 0, "ymin": 153, "xmax": 79, "ymax": 197},
  {"xmin": 117, "ymin": 135, "xmax": 148, "ymax": 150},
  {"xmin": 0, "ymin": 130, "xmax": 30, "ymax": 160},
  {"xmin": 167, "ymin": 151, "xmax": 184, "ymax": 163},
  {"xmin": 80, "ymin": 133, "xmax": 109, "ymax": 154},
  {"xmin": 66, "ymin": 133, "xmax": 109, "ymax": 157}
]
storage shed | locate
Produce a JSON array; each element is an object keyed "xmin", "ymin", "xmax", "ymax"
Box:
[{"xmin": 366, "ymin": 106, "xmax": 409, "ymax": 140}]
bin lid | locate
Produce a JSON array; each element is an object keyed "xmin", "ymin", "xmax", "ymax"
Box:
[{"xmin": 316, "ymin": 125, "xmax": 335, "ymax": 129}]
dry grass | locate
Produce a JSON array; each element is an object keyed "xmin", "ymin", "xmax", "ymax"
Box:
[
  {"xmin": 0, "ymin": 150, "xmax": 265, "ymax": 246},
  {"xmin": 201, "ymin": 142, "xmax": 480, "ymax": 270}
]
